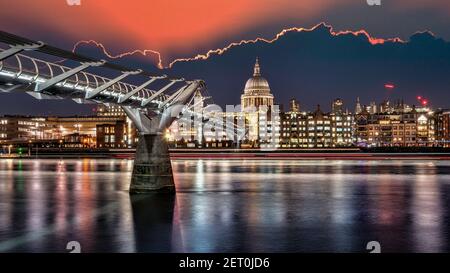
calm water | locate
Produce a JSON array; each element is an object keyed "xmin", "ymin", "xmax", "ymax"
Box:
[{"xmin": 0, "ymin": 158, "xmax": 450, "ymax": 253}]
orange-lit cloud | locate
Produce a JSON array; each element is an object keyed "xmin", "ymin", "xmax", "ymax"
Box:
[
  {"xmin": 1, "ymin": 0, "xmax": 449, "ymax": 67},
  {"xmin": 166, "ymin": 22, "xmax": 405, "ymax": 68},
  {"xmin": 72, "ymin": 40, "xmax": 164, "ymax": 69},
  {"xmin": 71, "ymin": 22, "xmax": 405, "ymax": 69}
]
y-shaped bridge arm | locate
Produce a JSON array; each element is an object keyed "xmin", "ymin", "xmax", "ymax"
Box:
[
  {"xmin": 158, "ymin": 84, "xmax": 189, "ymax": 109},
  {"xmin": 118, "ymin": 75, "xmax": 166, "ymax": 104},
  {"xmin": 85, "ymin": 69, "xmax": 142, "ymax": 99},
  {"xmin": 123, "ymin": 80, "xmax": 203, "ymax": 134},
  {"xmin": 36, "ymin": 60, "xmax": 105, "ymax": 92},
  {"xmin": 0, "ymin": 42, "xmax": 44, "ymax": 61},
  {"xmin": 141, "ymin": 79, "xmax": 184, "ymax": 107}
]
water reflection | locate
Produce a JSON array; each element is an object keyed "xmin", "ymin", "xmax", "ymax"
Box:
[
  {"xmin": 0, "ymin": 159, "xmax": 449, "ymax": 252},
  {"xmin": 411, "ymin": 174, "xmax": 443, "ymax": 252}
]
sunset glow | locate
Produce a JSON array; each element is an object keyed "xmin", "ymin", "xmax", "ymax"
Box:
[
  {"xmin": 2, "ymin": 0, "xmax": 450, "ymax": 64},
  {"xmin": 0, "ymin": 0, "xmax": 351, "ymax": 54}
]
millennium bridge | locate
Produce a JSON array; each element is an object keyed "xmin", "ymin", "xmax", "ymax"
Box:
[{"xmin": 0, "ymin": 30, "xmax": 209, "ymax": 194}]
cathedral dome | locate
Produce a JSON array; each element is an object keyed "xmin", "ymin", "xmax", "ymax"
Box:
[
  {"xmin": 243, "ymin": 58, "xmax": 271, "ymax": 95},
  {"xmin": 241, "ymin": 58, "xmax": 274, "ymax": 110}
]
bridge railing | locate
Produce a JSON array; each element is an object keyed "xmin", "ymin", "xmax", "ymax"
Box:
[{"xmin": 0, "ymin": 48, "xmax": 166, "ymax": 102}]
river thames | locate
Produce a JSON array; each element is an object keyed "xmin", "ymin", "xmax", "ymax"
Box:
[{"xmin": 0, "ymin": 158, "xmax": 449, "ymax": 253}]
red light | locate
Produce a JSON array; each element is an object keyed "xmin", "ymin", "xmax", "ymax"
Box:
[
  {"xmin": 417, "ymin": 96, "xmax": 422, "ymax": 100},
  {"xmin": 384, "ymin": 84, "xmax": 395, "ymax": 89},
  {"xmin": 422, "ymin": 100, "xmax": 428, "ymax": 105}
]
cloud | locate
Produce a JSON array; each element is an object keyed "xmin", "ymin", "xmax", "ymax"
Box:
[
  {"xmin": 166, "ymin": 22, "xmax": 404, "ymax": 68},
  {"xmin": 71, "ymin": 22, "xmax": 404, "ymax": 69}
]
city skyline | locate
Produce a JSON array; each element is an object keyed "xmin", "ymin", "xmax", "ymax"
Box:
[
  {"xmin": 2, "ymin": 57, "xmax": 447, "ymax": 150},
  {"xmin": 1, "ymin": 53, "xmax": 445, "ymax": 117}
]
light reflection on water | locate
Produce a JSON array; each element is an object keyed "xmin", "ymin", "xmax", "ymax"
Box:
[{"xmin": 0, "ymin": 158, "xmax": 449, "ymax": 252}]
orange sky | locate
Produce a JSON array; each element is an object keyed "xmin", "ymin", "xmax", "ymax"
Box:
[
  {"xmin": 0, "ymin": 0, "xmax": 347, "ymax": 54},
  {"xmin": 1, "ymin": 0, "xmax": 450, "ymax": 61}
]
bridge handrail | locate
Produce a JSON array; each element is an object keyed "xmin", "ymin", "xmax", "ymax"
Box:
[{"xmin": 0, "ymin": 48, "xmax": 168, "ymax": 102}]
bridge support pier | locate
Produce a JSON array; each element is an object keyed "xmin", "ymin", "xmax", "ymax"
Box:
[
  {"xmin": 122, "ymin": 81, "xmax": 204, "ymax": 194},
  {"xmin": 130, "ymin": 134, "xmax": 175, "ymax": 194}
]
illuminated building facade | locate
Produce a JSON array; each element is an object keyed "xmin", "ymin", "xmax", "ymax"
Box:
[
  {"xmin": 96, "ymin": 105, "xmax": 126, "ymax": 117},
  {"xmin": 436, "ymin": 110, "xmax": 450, "ymax": 147},
  {"xmin": 0, "ymin": 105, "xmax": 134, "ymax": 149},
  {"xmin": 94, "ymin": 104, "xmax": 137, "ymax": 147},
  {"xmin": 355, "ymin": 101, "xmax": 436, "ymax": 147},
  {"xmin": 331, "ymin": 99, "xmax": 354, "ymax": 146},
  {"xmin": 96, "ymin": 121, "xmax": 127, "ymax": 148},
  {"xmin": 306, "ymin": 106, "xmax": 332, "ymax": 148},
  {"xmin": 356, "ymin": 112, "xmax": 417, "ymax": 147},
  {"xmin": 280, "ymin": 100, "xmax": 353, "ymax": 148},
  {"xmin": 0, "ymin": 116, "xmax": 51, "ymax": 141}
]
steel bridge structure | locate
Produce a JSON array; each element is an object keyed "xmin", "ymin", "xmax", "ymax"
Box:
[{"xmin": 0, "ymin": 30, "xmax": 207, "ymax": 193}]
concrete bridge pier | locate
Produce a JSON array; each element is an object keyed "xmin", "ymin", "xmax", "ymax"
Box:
[
  {"xmin": 122, "ymin": 81, "xmax": 203, "ymax": 194},
  {"xmin": 122, "ymin": 106, "xmax": 177, "ymax": 194},
  {"xmin": 130, "ymin": 133, "xmax": 175, "ymax": 194}
]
